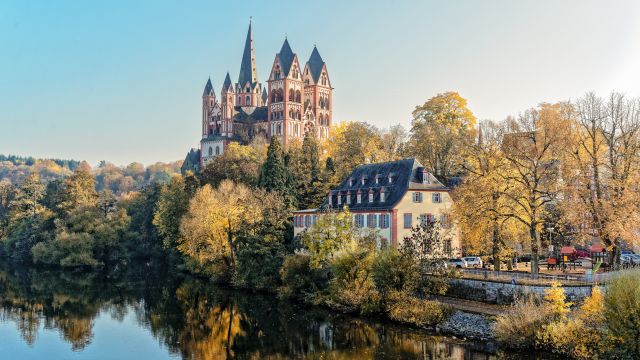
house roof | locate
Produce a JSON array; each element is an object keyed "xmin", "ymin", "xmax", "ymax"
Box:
[
  {"xmin": 278, "ymin": 38, "xmax": 295, "ymax": 76},
  {"xmin": 321, "ymin": 158, "xmax": 448, "ymax": 211},
  {"xmin": 307, "ymin": 46, "xmax": 325, "ymax": 83}
]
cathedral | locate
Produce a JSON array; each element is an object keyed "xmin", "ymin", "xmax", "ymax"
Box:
[{"xmin": 182, "ymin": 21, "xmax": 333, "ymax": 173}]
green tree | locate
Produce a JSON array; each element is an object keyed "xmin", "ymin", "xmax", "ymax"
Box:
[
  {"xmin": 57, "ymin": 164, "xmax": 98, "ymax": 214},
  {"xmin": 201, "ymin": 142, "xmax": 264, "ymax": 187},
  {"xmin": 258, "ymin": 137, "xmax": 295, "ymax": 208},
  {"xmin": 153, "ymin": 175, "xmax": 197, "ymax": 249}
]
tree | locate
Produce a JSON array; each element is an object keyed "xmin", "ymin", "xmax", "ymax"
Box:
[
  {"xmin": 300, "ymin": 208, "xmax": 358, "ymax": 268},
  {"xmin": 177, "ymin": 181, "xmax": 276, "ymax": 274},
  {"xmin": 153, "ymin": 175, "xmax": 198, "ymax": 249},
  {"xmin": 201, "ymin": 142, "xmax": 264, "ymax": 187},
  {"xmin": 379, "ymin": 124, "xmax": 408, "ymax": 161},
  {"xmin": 325, "ymin": 122, "xmax": 384, "ymax": 180},
  {"xmin": 561, "ymin": 92, "xmax": 640, "ymax": 266},
  {"xmin": 258, "ymin": 137, "xmax": 295, "ymax": 208},
  {"xmin": 500, "ymin": 103, "xmax": 570, "ymax": 276},
  {"xmin": 0, "ymin": 179, "xmax": 15, "ymax": 239},
  {"xmin": 290, "ymin": 132, "xmax": 325, "ymax": 209},
  {"xmin": 57, "ymin": 165, "xmax": 98, "ymax": 214},
  {"xmin": 408, "ymin": 92, "xmax": 477, "ymax": 182},
  {"xmin": 9, "ymin": 173, "xmax": 45, "ymax": 221}
]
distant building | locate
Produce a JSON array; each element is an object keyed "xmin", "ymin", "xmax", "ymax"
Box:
[
  {"xmin": 183, "ymin": 20, "xmax": 333, "ymax": 173},
  {"xmin": 294, "ymin": 158, "xmax": 460, "ymax": 253}
]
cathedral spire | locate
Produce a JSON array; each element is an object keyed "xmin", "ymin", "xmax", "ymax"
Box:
[
  {"xmin": 238, "ymin": 21, "xmax": 258, "ymax": 88},
  {"xmin": 222, "ymin": 72, "xmax": 233, "ymax": 92},
  {"xmin": 203, "ymin": 77, "xmax": 213, "ymax": 96}
]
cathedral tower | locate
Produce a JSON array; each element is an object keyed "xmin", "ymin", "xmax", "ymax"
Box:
[
  {"xmin": 236, "ymin": 21, "xmax": 262, "ymax": 107},
  {"xmin": 202, "ymin": 77, "xmax": 216, "ymax": 137},
  {"xmin": 303, "ymin": 46, "xmax": 332, "ymax": 139},
  {"xmin": 221, "ymin": 72, "xmax": 234, "ymax": 137},
  {"xmin": 267, "ymin": 38, "xmax": 304, "ymax": 148}
]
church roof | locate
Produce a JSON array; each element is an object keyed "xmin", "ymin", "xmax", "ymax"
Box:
[
  {"xmin": 238, "ymin": 22, "xmax": 258, "ymax": 87},
  {"xmin": 181, "ymin": 148, "xmax": 201, "ymax": 175},
  {"xmin": 321, "ymin": 158, "xmax": 448, "ymax": 211},
  {"xmin": 279, "ymin": 38, "xmax": 295, "ymax": 76},
  {"xmin": 203, "ymin": 78, "xmax": 214, "ymax": 96},
  {"xmin": 222, "ymin": 72, "xmax": 233, "ymax": 92},
  {"xmin": 261, "ymin": 87, "xmax": 268, "ymax": 102},
  {"xmin": 233, "ymin": 106, "xmax": 268, "ymax": 123},
  {"xmin": 307, "ymin": 46, "xmax": 325, "ymax": 83}
]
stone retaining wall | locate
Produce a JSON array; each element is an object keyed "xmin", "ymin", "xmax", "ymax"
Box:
[{"xmin": 446, "ymin": 278, "xmax": 596, "ymax": 305}]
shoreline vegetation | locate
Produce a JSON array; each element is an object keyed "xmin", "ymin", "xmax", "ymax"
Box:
[{"xmin": 3, "ymin": 91, "xmax": 640, "ymax": 358}]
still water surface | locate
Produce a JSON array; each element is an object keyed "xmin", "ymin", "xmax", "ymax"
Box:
[{"xmin": 0, "ymin": 262, "xmax": 524, "ymax": 359}]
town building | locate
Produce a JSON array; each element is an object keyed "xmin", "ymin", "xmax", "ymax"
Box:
[
  {"xmin": 182, "ymin": 21, "xmax": 332, "ymax": 174},
  {"xmin": 294, "ymin": 158, "xmax": 460, "ymax": 252}
]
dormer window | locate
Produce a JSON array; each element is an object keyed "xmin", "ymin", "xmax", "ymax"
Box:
[
  {"xmin": 337, "ymin": 191, "xmax": 342, "ymax": 205},
  {"xmin": 380, "ymin": 187, "xmax": 386, "ymax": 202},
  {"xmin": 422, "ymin": 170, "xmax": 430, "ymax": 184},
  {"xmin": 356, "ymin": 190, "xmax": 362, "ymax": 204},
  {"xmin": 349, "ymin": 177, "xmax": 354, "ymax": 187},
  {"xmin": 346, "ymin": 191, "xmax": 351, "ymax": 205},
  {"xmin": 375, "ymin": 174, "xmax": 380, "ymax": 184},
  {"xmin": 361, "ymin": 175, "xmax": 368, "ymax": 185},
  {"xmin": 328, "ymin": 191, "xmax": 332, "ymax": 206},
  {"xmin": 388, "ymin": 174, "xmax": 395, "ymax": 184},
  {"xmin": 368, "ymin": 189, "xmax": 374, "ymax": 203}
]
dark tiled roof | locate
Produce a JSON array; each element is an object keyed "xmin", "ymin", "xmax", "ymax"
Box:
[
  {"xmin": 321, "ymin": 158, "xmax": 448, "ymax": 211},
  {"xmin": 222, "ymin": 72, "xmax": 232, "ymax": 92},
  {"xmin": 203, "ymin": 78, "xmax": 214, "ymax": 96},
  {"xmin": 307, "ymin": 46, "xmax": 325, "ymax": 83},
  {"xmin": 233, "ymin": 106, "xmax": 268, "ymax": 123},
  {"xmin": 278, "ymin": 38, "xmax": 295, "ymax": 76},
  {"xmin": 238, "ymin": 23, "xmax": 258, "ymax": 87},
  {"xmin": 181, "ymin": 148, "xmax": 200, "ymax": 174}
]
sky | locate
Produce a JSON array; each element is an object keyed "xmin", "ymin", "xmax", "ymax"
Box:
[{"xmin": 1, "ymin": 0, "xmax": 639, "ymax": 166}]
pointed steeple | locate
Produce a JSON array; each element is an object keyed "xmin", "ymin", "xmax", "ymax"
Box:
[
  {"xmin": 307, "ymin": 46, "xmax": 325, "ymax": 83},
  {"xmin": 278, "ymin": 38, "xmax": 295, "ymax": 76},
  {"xmin": 238, "ymin": 21, "xmax": 258, "ymax": 88},
  {"xmin": 261, "ymin": 87, "xmax": 268, "ymax": 103},
  {"xmin": 203, "ymin": 77, "xmax": 214, "ymax": 96},
  {"xmin": 222, "ymin": 72, "xmax": 233, "ymax": 92}
]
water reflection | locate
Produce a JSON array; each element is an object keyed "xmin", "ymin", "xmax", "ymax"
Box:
[{"xmin": 0, "ymin": 262, "xmax": 502, "ymax": 359}]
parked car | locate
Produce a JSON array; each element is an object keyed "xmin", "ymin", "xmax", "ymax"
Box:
[
  {"xmin": 621, "ymin": 254, "xmax": 633, "ymax": 266},
  {"xmin": 463, "ymin": 256, "xmax": 483, "ymax": 268},
  {"xmin": 447, "ymin": 258, "xmax": 467, "ymax": 268},
  {"xmin": 621, "ymin": 250, "xmax": 634, "ymax": 256},
  {"xmin": 629, "ymin": 254, "xmax": 640, "ymax": 265}
]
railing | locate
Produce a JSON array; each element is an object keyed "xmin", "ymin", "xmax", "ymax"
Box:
[{"xmin": 459, "ymin": 268, "xmax": 592, "ymax": 285}]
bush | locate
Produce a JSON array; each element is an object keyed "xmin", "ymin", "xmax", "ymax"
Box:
[
  {"xmin": 278, "ymin": 254, "xmax": 326, "ymax": 301},
  {"xmin": 233, "ymin": 236, "xmax": 285, "ymax": 292},
  {"xmin": 371, "ymin": 248, "xmax": 418, "ymax": 295},
  {"xmin": 604, "ymin": 269, "xmax": 640, "ymax": 358},
  {"xmin": 326, "ymin": 249, "xmax": 382, "ymax": 314},
  {"xmin": 386, "ymin": 291, "xmax": 449, "ymax": 327},
  {"xmin": 494, "ymin": 296, "xmax": 553, "ymax": 349}
]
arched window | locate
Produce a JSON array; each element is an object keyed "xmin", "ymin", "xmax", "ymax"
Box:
[
  {"xmin": 271, "ymin": 92, "xmax": 276, "ymax": 103},
  {"xmin": 245, "ymin": 95, "xmax": 250, "ymax": 104},
  {"xmin": 295, "ymin": 90, "xmax": 301, "ymax": 103},
  {"xmin": 289, "ymin": 89, "xmax": 295, "ymax": 101},
  {"xmin": 215, "ymin": 146, "xmax": 220, "ymax": 155},
  {"xmin": 208, "ymin": 147, "xmax": 213, "ymax": 156},
  {"xmin": 245, "ymin": 87, "xmax": 250, "ymax": 93}
]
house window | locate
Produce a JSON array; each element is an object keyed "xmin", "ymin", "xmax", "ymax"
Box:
[
  {"xmin": 361, "ymin": 175, "xmax": 368, "ymax": 185},
  {"xmin": 337, "ymin": 192, "xmax": 342, "ymax": 205},
  {"xmin": 380, "ymin": 214, "xmax": 390, "ymax": 229},
  {"xmin": 355, "ymin": 214, "xmax": 364, "ymax": 228},
  {"xmin": 349, "ymin": 177, "xmax": 354, "ymax": 186},
  {"xmin": 422, "ymin": 171, "xmax": 430, "ymax": 184},
  {"xmin": 432, "ymin": 193, "xmax": 442, "ymax": 203},
  {"xmin": 375, "ymin": 174, "xmax": 380, "ymax": 184},
  {"xmin": 368, "ymin": 191, "xmax": 374, "ymax": 203},
  {"xmin": 413, "ymin": 192, "xmax": 423, "ymax": 203},
  {"xmin": 419, "ymin": 214, "xmax": 428, "ymax": 225},
  {"xmin": 215, "ymin": 146, "xmax": 220, "ymax": 155},
  {"xmin": 403, "ymin": 213, "xmax": 412, "ymax": 229},
  {"xmin": 367, "ymin": 214, "xmax": 377, "ymax": 228},
  {"xmin": 305, "ymin": 215, "xmax": 311, "ymax": 227},
  {"xmin": 245, "ymin": 95, "xmax": 251, "ymax": 104},
  {"xmin": 346, "ymin": 192, "xmax": 351, "ymax": 205},
  {"xmin": 356, "ymin": 192, "xmax": 362, "ymax": 204},
  {"xmin": 440, "ymin": 214, "xmax": 450, "ymax": 228}
]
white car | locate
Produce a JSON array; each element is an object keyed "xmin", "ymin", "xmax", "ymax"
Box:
[
  {"xmin": 447, "ymin": 258, "xmax": 468, "ymax": 268},
  {"xmin": 463, "ymin": 256, "xmax": 483, "ymax": 268}
]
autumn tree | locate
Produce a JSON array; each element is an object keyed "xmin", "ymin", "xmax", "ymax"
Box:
[
  {"xmin": 408, "ymin": 92, "xmax": 477, "ymax": 182},
  {"xmin": 201, "ymin": 142, "xmax": 265, "ymax": 187},
  {"xmin": 153, "ymin": 174, "xmax": 198, "ymax": 250},
  {"xmin": 561, "ymin": 92, "xmax": 640, "ymax": 266},
  {"xmin": 500, "ymin": 103, "xmax": 570, "ymax": 276},
  {"xmin": 325, "ymin": 122, "xmax": 384, "ymax": 180}
]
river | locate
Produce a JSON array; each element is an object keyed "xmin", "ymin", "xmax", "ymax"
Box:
[{"xmin": 0, "ymin": 261, "xmax": 535, "ymax": 359}]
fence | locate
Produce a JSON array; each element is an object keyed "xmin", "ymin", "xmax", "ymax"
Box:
[{"xmin": 458, "ymin": 268, "xmax": 629, "ymax": 285}]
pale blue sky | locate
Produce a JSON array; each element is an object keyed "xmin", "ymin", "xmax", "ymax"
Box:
[{"xmin": 1, "ymin": 0, "xmax": 639, "ymax": 165}]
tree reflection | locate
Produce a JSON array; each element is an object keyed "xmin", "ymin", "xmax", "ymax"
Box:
[{"xmin": 0, "ymin": 262, "xmax": 498, "ymax": 359}]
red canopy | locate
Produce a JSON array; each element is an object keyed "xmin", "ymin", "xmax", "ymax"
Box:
[
  {"xmin": 560, "ymin": 246, "xmax": 576, "ymax": 255},
  {"xmin": 589, "ymin": 244, "xmax": 606, "ymax": 253}
]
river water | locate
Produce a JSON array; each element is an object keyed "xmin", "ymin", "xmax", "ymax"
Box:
[{"xmin": 0, "ymin": 261, "xmax": 530, "ymax": 359}]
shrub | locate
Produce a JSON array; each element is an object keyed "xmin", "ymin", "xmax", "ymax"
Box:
[
  {"xmin": 386, "ymin": 291, "xmax": 449, "ymax": 327},
  {"xmin": 604, "ymin": 269, "xmax": 640, "ymax": 358},
  {"xmin": 371, "ymin": 248, "xmax": 418, "ymax": 295},
  {"xmin": 494, "ymin": 296, "xmax": 553, "ymax": 349},
  {"xmin": 326, "ymin": 249, "xmax": 382, "ymax": 314},
  {"xmin": 278, "ymin": 254, "xmax": 326, "ymax": 301},
  {"xmin": 544, "ymin": 282, "xmax": 572, "ymax": 319},
  {"xmin": 233, "ymin": 236, "xmax": 285, "ymax": 292}
]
